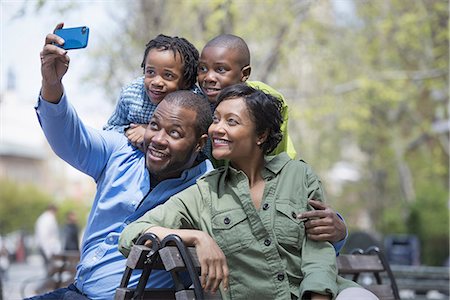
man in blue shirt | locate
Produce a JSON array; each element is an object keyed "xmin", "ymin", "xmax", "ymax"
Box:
[{"xmin": 29, "ymin": 23, "xmax": 213, "ymax": 300}]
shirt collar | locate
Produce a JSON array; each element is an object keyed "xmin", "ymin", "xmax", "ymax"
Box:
[
  {"xmin": 263, "ymin": 152, "xmax": 291, "ymax": 175},
  {"xmin": 223, "ymin": 152, "xmax": 291, "ymax": 181}
]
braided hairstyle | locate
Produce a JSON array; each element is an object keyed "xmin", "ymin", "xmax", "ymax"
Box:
[{"xmin": 141, "ymin": 34, "xmax": 199, "ymax": 90}]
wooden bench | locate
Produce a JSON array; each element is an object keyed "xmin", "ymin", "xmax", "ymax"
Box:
[
  {"xmin": 117, "ymin": 235, "xmax": 401, "ymax": 300},
  {"xmin": 115, "ymin": 234, "xmax": 221, "ymax": 300},
  {"xmin": 45, "ymin": 251, "xmax": 80, "ymax": 291},
  {"xmin": 21, "ymin": 251, "xmax": 80, "ymax": 298},
  {"xmin": 390, "ymin": 264, "xmax": 449, "ymax": 299},
  {"xmin": 337, "ymin": 247, "xmax": 400, "ymax": 300}
]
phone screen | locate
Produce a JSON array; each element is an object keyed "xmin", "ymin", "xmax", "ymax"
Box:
[{"xmin": 54, "ymin": 26, "xmax": 89, "ymax": 50}]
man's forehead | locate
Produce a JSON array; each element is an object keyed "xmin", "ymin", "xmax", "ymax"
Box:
[{"xmin": 153, "ymin": 101, "xmax": 196, "ymax": 125}]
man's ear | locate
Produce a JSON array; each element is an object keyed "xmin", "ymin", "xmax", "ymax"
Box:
[
  {"xmin": 241, "ymin": 65, "xmax": 251, "ymax": 82},
  {"xmin": 196, "ymin": 133, "xmax": 209, "ymax": 153}
]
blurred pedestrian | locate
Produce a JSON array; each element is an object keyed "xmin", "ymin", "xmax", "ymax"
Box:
[
  {"xmin": 63, "ymin": 211, "xmax": 79, "ymax": 252},
  {"xmin": 34, "ymin": 204, "xmax": 61, "ymax": 273},
  {"xmin": 0, "ymin": 236, "xmax": 10, "ymax": 281}
]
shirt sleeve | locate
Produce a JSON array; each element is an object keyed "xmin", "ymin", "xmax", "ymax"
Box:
[
  {"xmin": 246, "ymin": 81, "xmax": 298, "ymax": 159},
  {"xmin": 304, "ymin": 162, "xmax": 347, "ymax": 255},
  {"xmin": 331, "ymin": 213, "xmax": 347, "ymax": 255},
  {"xmin": 103, "ymin": 86, "xmax": 130, "ymax": 133},
  {"xmin": 300, "ymin": 164, "xmax": 338, "ymax": 297},
  {"xmin": 35, "ymin": 93, "xmax": 122, "ymax": 180},
  {"xmin": 299, "ymin": 238, "xmax": 339, "ymax": 299},
  {"xmin": 270, "ymin": 101, "xmax": 297, "ymax": 159},
  {"xmin": 118, "ymin": 184, "xmax": 204, "ymax": 257},
  {"xmin": 304, "ymin": 162, "xmax": 327, "ymax": 203}
]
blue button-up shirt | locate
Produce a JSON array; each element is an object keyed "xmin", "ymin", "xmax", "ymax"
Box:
[{"xmin": 35, "ymin": 94, "xmax": 213, "ymax": 299}]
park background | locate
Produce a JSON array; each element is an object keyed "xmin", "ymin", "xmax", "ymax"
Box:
[{"xmin": 0, "ymin": 0, "xmax": 448, "ymax": 279}]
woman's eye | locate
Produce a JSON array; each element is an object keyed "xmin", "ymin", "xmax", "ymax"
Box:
[{"xmin": 227, "ymin": 118, "xmax": 238, "ymax": 125}]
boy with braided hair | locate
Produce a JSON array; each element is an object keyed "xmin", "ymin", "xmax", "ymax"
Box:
[{"xmin": 105, "ymin": 34, "xmax": 203, "ymax": 149}]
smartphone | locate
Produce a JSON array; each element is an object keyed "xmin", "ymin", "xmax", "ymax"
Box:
[{"xmin": 54, "ymin": 26, "xmax": 89, "ymax": 50}]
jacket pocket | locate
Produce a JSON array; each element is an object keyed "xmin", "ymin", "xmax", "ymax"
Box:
[
  {"xmin": 211, "ymin": 208, "xmax": 253, "ymax": 254},
  {"xmin": 275, "ymin": 200, "xmax": 304, "ymax": 248}
]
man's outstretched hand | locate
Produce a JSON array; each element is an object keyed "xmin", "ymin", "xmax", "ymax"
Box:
[{"xmin": 40, "ymin": 22, "xmax": 70, "ymax": 102}]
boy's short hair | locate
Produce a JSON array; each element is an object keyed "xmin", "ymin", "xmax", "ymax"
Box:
[
  {"xmin": 141, "ymin": 34, "xmax": 199, "ymax": 89},
  {"xmin": 215, "ymin": 84, "xmax": 283, "ymax": 154},
  {"xmin": 204, "ymin": 34, "xmax": 250, "ymax": 67},
  {"xmin": 163, "ymin": 91, "xmax": 212, "ymax": 138}
]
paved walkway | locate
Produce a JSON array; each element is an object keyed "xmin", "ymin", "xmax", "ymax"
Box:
[{"xmin": 1, "ymin": 254, "xmax": 46, "ymax": 299}]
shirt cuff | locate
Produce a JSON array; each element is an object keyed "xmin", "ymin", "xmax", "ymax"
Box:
[
  {"xmin": 299, "ymin": 271, "xmax": 338, "ymax": 299},
  {"xmin": 35, "ymin": 92, "xmax": 68, "ymax": 117},
  {"xmin": 332, "ymin": 212, "xmax": 347, "ymax": 255}
]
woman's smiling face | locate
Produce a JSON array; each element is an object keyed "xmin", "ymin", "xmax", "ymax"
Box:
[{"xmin": 208, "ymin": 97, "xmax": 259, "ymax": 162}]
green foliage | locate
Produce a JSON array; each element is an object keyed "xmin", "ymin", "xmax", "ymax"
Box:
[
  {"xmin": 379, "ymin": 203, "xmax": 408, "ymax": 235},
  {"xmin": 0, "ymin": 179, "xmax": 52, "ymax": 234},
  {"xmin": 0, "ymin": 179, "xmax": 90, "ymax": 235},
  {"xmin": 408, "ymin": 183, "xmax": 449, "ymax": 266}
]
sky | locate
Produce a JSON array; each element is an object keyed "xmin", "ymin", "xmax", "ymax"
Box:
[
  {"xmin": 1, "ymin": 1, "xmax": 116, "ymax": 128},
  {"xmin": 1, "ymin": 1, "xmax": 120, "ymax": 181}
]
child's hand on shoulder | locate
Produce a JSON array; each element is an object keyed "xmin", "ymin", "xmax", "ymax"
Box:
[{"xmin": 126, "ymin": 123, "xmax": 147, "ymax": 152}]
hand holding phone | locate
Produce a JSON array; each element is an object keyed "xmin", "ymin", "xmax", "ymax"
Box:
[{"xmin": 54, "ymin": 26, "xmax": 89, "ymax": 50}]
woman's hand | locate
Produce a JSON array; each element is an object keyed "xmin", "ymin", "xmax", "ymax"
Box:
[
  {"xmin": 194, "ymin": 232, "xmax": 229, "ymax": 293},
  {"xmin": 143, "ymin": 227, "xmax": 229, "ymax": 293}
]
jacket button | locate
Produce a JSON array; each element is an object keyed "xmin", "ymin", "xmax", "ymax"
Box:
[
  {"xmin": 262, "ymin": 203, "xmax": 270, "ymax": 210},
  {"xmin": 264, "ymin": 239, "xmax": 271, "ymax": 246},
  {"xmin": 291, "ymin": 211, "xmax": 297, "ymax": 219},
  {"xmin": 224, "ymin": 217, "xmax": 230, "ymax": 225},
  {"xmin": 277, "ymin": 272, "xmax": 285, "ymax": 281}
]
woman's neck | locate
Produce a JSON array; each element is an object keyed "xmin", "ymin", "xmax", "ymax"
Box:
[
  {"xmin": 232, "ymin": 154, "xmax": 265, "ymax": 210},
  {"xmin": 231, "ymin": 154, "xmax": 265, "ymax": 187}
]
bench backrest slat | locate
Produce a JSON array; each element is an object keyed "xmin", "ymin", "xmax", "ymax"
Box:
[{"xmin": 336, "ymin": 248, "xmax": 400, "ymax": 300}]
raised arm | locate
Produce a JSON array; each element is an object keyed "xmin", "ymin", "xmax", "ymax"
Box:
[
  {"xmin": 37, "ymin": 23, "xmax": 120, "ymax": 179},
  {"xmin": 40, "ymin": 22, "xmax": 69, "ymax": 102}
]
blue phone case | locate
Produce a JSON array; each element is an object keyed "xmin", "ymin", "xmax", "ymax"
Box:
[{"xmin": 54, "ymin": 26, "xmax": 89, "ymax": 50}]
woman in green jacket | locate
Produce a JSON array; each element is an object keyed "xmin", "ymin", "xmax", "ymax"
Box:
[{"xmin": 119, "ymin": 84, "xmax": 377, "ymax": 300}]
